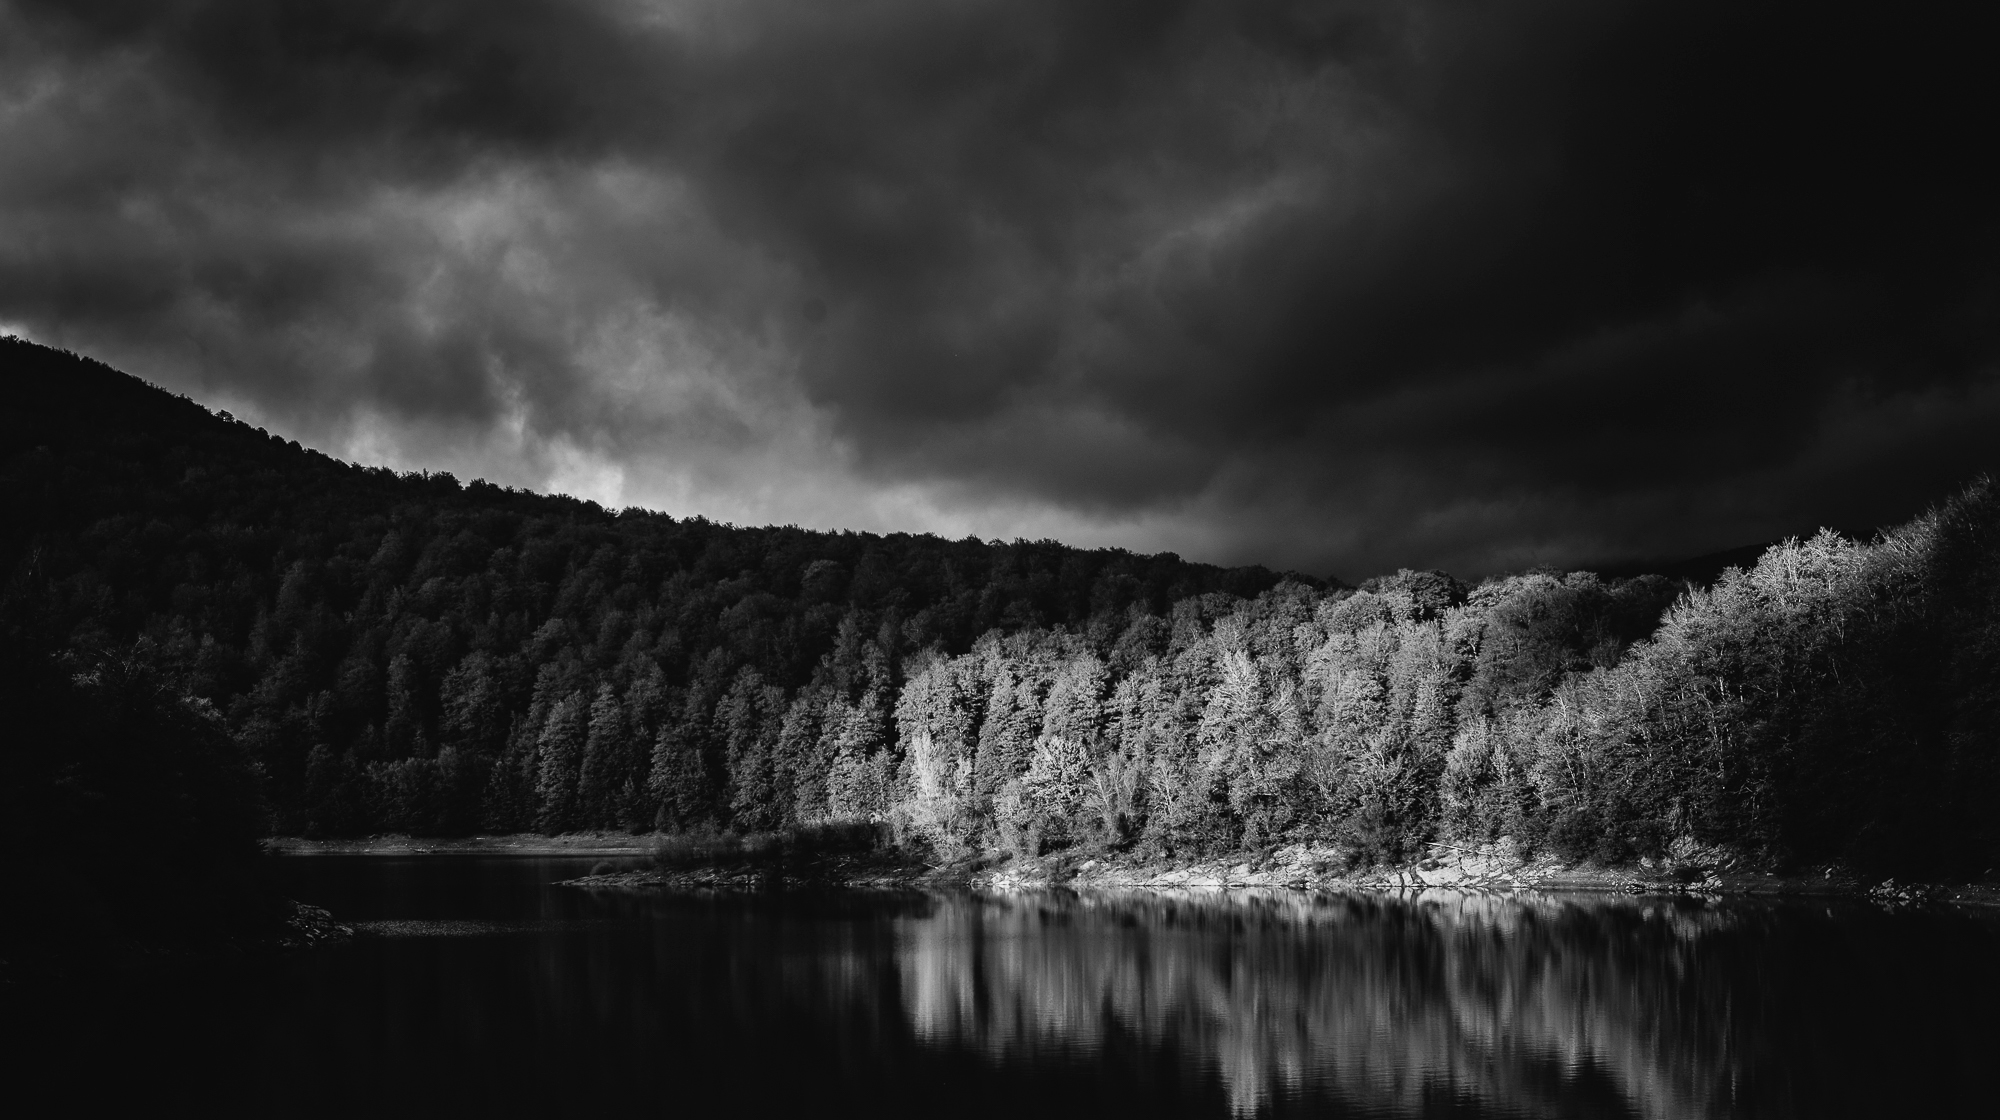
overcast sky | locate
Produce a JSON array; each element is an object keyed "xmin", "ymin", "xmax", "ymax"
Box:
[{"xmin": 2, "ymin": 1, "xmax": 1995, "ymax": 579}]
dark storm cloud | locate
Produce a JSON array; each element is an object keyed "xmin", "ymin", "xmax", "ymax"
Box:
[{"xmin": 2, "ymin": 0, "xmax": 1996, "ymax": 577}]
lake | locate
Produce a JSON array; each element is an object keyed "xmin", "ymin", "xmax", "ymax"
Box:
[{"xmin": 15, "ymin": 856, "xmax": 2000, "ymax": 1117}]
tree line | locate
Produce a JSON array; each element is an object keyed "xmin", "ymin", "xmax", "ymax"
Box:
[
  {"xmin": 894, "ymin": 501, "xmax": 2000, "ymax": 875},
  {"xmin": 4, "ymin": 337, "xmax": 1996, "ymax": 875}
]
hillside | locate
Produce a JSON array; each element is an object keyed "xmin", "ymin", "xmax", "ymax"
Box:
[
  {"xmin": 4, "ymin": 337, "xmax": 1996, "ymax": 877},
  {"xmin": 0, "ymin": 337, "xmax": 1308, "ymax": 835}
]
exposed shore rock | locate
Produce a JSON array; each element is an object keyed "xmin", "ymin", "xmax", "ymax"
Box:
[{"xmin": 278, "ymin": 902, "xmax": 355, "ymax": 950}]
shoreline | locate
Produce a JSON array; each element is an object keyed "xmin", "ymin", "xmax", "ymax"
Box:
[
  {"xmin": 263, "ymin": 834, "xmax": 2000, "ymax": 907},
  {"xmin": 553, "ymin": 839, "xmax": 2000, "ymax": 907},
  {"xmin": 994, "ymin": 843, "xmax": 2000, "ymax": 907},
  {"xmin": 264, "ymin": 833, "xmax": 658, "ymax": 857}
]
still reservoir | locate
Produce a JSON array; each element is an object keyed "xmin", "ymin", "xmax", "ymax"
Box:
[{"xmin": 18, "ymin": 856, "xmax": 2000, "ymax": 1117}]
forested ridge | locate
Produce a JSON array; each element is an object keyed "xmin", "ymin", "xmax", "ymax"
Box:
[{"xmin": 5, "ymin": 337, "xmax": 1997, "ymax": 876}]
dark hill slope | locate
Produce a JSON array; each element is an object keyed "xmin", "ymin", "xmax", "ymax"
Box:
[{"xmin": 0, "ymin": 337, "xmax": 1308, "ymax": 833}]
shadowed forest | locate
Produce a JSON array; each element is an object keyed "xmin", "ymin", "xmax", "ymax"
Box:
[{"xmin": 5, "ymin": 337, "xmax": 1997, "ymax": 878}]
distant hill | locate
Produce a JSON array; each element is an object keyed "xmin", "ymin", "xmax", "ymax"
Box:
[{"xmin": 0, "ymin": 336, "xmax": 1315, "ymax": 638}]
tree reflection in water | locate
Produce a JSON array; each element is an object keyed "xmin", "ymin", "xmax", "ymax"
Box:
[
  {"xmin": 22, "ymin": 859, "xmax": 1995, "ymax": 1119},
  {"xmin": 893, "ymin": 890, "xmax": 1994, "ymax": 1118}
]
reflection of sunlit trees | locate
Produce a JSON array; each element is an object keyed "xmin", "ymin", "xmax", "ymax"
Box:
[{"xmin": 895, "ymin": 891, "xmax": 1771, "ymax": 1119}]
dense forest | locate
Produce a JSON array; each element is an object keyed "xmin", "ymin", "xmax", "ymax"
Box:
[{"xmin": 4, "ymin": 337, "xmax": 1997, "ymax": 876}]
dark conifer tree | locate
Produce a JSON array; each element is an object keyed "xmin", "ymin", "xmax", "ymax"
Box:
[
  {"xmin": 535, "ymin": 693, "xmax": 587, "ymax": 833},
  {"xmin": 578, "ymin": 683, "xmax": 627, "ymax": 827}
]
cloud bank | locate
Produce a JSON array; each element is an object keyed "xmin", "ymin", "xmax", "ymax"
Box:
[{"xmin": 3, "ymin": 0, "xmax": 1996, "ymax": 577}]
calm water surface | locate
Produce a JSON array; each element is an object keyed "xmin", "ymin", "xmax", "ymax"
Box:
[{"xmin": 20, "ymin": 856, "xmax": 2000, "ymax": 1117}]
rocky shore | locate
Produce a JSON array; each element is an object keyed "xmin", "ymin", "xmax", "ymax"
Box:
[
  {"xmin": 982, "ymin": 840, "xmax": 2000, "ymax": 907},
  {"xmin": 559, "ymin": 836, "xmax": 2000, "ymax": 908}
]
